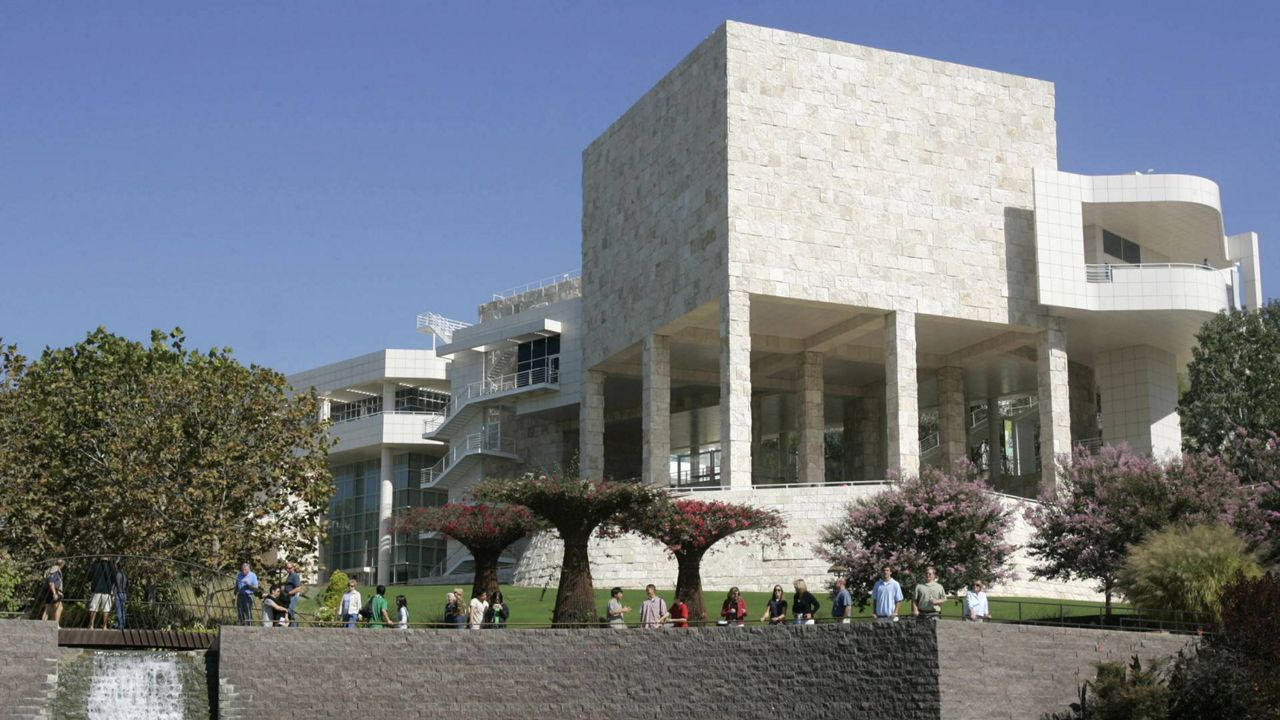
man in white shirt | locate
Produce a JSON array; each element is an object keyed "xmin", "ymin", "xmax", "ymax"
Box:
[
  {"xmin": 339, "ymin": 579, "xmax": 362, "ymax": 629},
  {"xmin": 966, "ymin": 580, "xmax": 991, "ymax": 621},
  {"xmin": 639, "ymin": 584, "xmax": 668, "ymax": 628},
  {"xmin": 468, "ymin": 590, "xmax": 489, "ymax": 630}
]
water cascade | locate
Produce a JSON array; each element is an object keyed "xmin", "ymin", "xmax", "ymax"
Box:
[{"xmin": 54, "ymin": 650, "xmax": 210, "ymax": 720}]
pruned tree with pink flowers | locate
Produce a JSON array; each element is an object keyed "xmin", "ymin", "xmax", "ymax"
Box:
[
  {"xmin": 613, "ymin": 499, "xmax": 787, "ymax": 622},
  {"xmin": 476, "ymin": 473, "xmax": 666, "ymax": 626},
  {"xmin": 1025, "ymin": 445, "xmax": 1268, "ymax": 616},
  {"xmin": 816, "ymin": 461, "xmax": 1016, "ymax": 609},
  {"xmin": 396, "ymin": 503, "xmax": 545, "ymax": 599}
]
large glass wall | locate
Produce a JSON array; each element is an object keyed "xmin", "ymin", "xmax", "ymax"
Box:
[{"xmin": 327, "ymin": 453, "xmax": 447, "ymax": 584}]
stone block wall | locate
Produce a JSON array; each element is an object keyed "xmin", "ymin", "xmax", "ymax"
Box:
[
  {"xmin": 0, "ymin": 621, "xmax": 60, "ymax": 720},
  {"xmin": 218, "ymin": 623, "xmax": 940, "ymax": 719},
  {"xmin": 511, "ymin": 485, "xmax": 1102, "ymax": 601},
  {"xmin": 937, "ymin": 622, "xmax": 1194, "ymax": 720}
]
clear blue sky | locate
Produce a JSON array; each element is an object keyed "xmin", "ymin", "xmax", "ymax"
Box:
[{"xmin": 3, "ymin": 2, "xmax": 1277, "ymax": 372}]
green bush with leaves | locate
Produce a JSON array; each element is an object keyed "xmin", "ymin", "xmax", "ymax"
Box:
[
  {"xmin": 0, "ymin": 551, "xmax": 23, "ymax": 613},
  {"xmin": 1043, "ymin": 657, "xmax": 1170, "ymax": 720},
  {"xmin": 1116, "ymin": 523, "xmax": 1262, "ymax": 622},
  {"xmin": 320, "ymin": 569, "xmax": 349, "ymax": 615}
]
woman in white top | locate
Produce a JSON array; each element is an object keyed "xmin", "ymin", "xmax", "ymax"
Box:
[
  {"xmin": 339, "ymin": 580, "xmax": 362, "ymax": 629},
  {"xmin": 396, "ymin": 594, "xmax": 409, "ymax": 629}
]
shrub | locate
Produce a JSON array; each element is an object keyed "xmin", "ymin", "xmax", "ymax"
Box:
[
  {"xmin": 0, "ymin": 552, "xmax": 23, "ymax": 613},
  {"xmin": 1115, "ymin": 523, "xmax": 1262, "ymax": 622},
  {"xmin": 1215, "ymin": 572, "xmax": 1280, "ymax": 712},
  {"xmin": 320, "ymin": 569, "xmax": 349, "ymax": 615},
  {"xmin": 817, "ymin": 460, "xmax": 1015, "ymax": 605}
]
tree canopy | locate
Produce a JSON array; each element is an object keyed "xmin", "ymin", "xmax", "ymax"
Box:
[
  {"xmin": 1025, "ymin": 445, "xmax": 1267, "ymax": 614},
  {"xmin": 1180, "ymin": 302, "xmax": 1280, "ymax": 453},
  {"xmin": 613, "ymin": 498, "xmax": 787, "ymax": 621},
  {"xmin": 397, "ymin": 502, "xmax": 545, "ymax": 598},
  {"xmin": 816, "ymin": 462, "xmax": 1016, "ymax": 608},
  {"xmin": 0, "ymin": 328, "xmax": 332, "ymax": 573},
  {"xmin": 475, "ymin": 473, "xmax": 664, "ymax": 626}
]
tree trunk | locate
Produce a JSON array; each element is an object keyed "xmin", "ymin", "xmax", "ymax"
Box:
[
  {"xmin": 471, "ymin": 550, "xmax": 501, "ymax": 600},
  {"xmin": 675, "ymin": 551, "xmax": 707, "ymax": 623},
  {"xmin": 552, "ymin": 533, "xmax": 595, "ymax": 626},
  {"xmin": 1104, "ymin": 578, "xmax": 1113, "ymax": 621}
]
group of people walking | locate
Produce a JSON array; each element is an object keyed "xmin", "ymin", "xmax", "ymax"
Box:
[
  {"xmin": 39, "ymin": 557, "xmax": 129, "ymax": 629},
  {"xmin": 444, "ymin": 587, "xmax": 509, "ymax": 629},
  {"xmin": 604, "ymin": 566, "xmax": 992, "ymax": 628}
]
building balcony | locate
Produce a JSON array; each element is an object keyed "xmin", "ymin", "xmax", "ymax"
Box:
[
  {"xmin": 1084, "ymin": 262, "xmax": 1238, "ymax": 313},
  {"xmin": 327, "ymin": 411, "xmax": 446, "ymax": 453}
]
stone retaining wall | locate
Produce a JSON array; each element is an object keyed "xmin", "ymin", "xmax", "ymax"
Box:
[
  {"xmin": 218, "ymin": 623, "xmax": 940, "ymax": 719},
  {"xmin": 937, "ymin": 622, "xmax": 1195, "ymax": 720},
  {"xmin": 512, "ymin": 484, "xmax": 1102, "ymax": 601},
  {"xmin": 0, "ymin": 621, "xmax": 61, "ymax": 720}
]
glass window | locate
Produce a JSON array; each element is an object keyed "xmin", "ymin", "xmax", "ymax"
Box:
[{"xmin": 1103, "ymin": 229, "xmax": 1141, "ymax": 264}]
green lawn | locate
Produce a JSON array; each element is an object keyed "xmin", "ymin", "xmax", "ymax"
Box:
[{"xmin": 297, "ymin": 582, "xmax": 1122, "ymax": 627}]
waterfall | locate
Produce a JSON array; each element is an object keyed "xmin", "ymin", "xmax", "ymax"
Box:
[{"xmin": 55, "ymin": 650, "xmax": 209, "ymax": 720}]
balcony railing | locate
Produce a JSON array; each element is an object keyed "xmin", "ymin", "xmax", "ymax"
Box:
[
  {"xmin": 1085, "ymin": 262, "xmax": 1219, "ymax": 283},
  {"xmin": 419, "ymin": 425, "xmax": 511, "ymax": 488},
  {"xmin": 416, "ymin": 312, "xmax": 472, "ymax": 343},
  {"xmin": 491, "ymin": 270, "xmax": 581, "ymax": 301},
  {"xmin": 424, "ymin": 364, "xmax": 559, "ymax": 435}
]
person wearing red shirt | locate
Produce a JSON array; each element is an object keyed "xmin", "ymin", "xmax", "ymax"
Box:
[
  {"xmin": 669, "ymin": 595, "xmax": 690, "ymax": 628},
  {"xmin": 720, "ymin": 586, "xmax": 747, "ymax": 626}
]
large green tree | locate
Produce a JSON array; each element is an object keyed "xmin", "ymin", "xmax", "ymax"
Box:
[
  {"xmin": 1180, "ymin": 302, "xmax": 1280, "ymax": 453},
  {"xmin": 0, "ymin": 328, "xmax": 332, "ymax": 573}
]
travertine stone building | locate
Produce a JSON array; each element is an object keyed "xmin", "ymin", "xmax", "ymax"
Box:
[{"xmin": 302, "ymin": 22, "xmax": 1262, "ymax": 595}]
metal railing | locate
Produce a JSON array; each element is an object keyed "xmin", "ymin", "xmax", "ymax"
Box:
[
  {"xmin": 416, "ymin": 312, "xmax": 472, "ymax": 343},
  {"xmin": 420, "ymin": 426, "xmax": 512, "ymax": 488},
  {"xmin": 491, "ymin": 270, "xmax": 581, "ymax": 301},
  {"xmin": 423, "ymin": 364, "xmax": 559, "ymax": 435},
  {"xmin": 329, "ymin": 409, "xmax": 443, "ymax": 426},
  {"xmin": 920, "ymin": 433, "xmax": 940, "ymax": 453},
  {"xmin": 1085, "ymin": 262, "xmax": 1221, "ymax": 284}
]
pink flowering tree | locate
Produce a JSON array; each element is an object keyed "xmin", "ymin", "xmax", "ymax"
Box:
[
  {"xmin": 396, "ymin": 503, "xmax": 545, "ymax": 600},
  {"xmin": 816, "ymin": 461, "xmax": 1015, "ymax": 608},
  {"xmin": 1025, "ymin": 445, "xmax": 1267, "ymax": 616},
  {"xmin": 1218, "ymin": 429, "xmax": 1280, "ymax": 562},
  {"xmin": 613, "ymin": 499, "xmax": 788, "ymax": 622},
  {"xmin": 476, "ymin": 473, "xmax": 666, "ymax": 626}
]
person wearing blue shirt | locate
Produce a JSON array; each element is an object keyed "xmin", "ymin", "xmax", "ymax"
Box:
[
  {"xmin": 871, "ymin": 565, "xmax": 904, "ymax": 621},
  {"xmin": 831, "ymin": 578, "xmax": 853, "ymax": 624},
  {"xmin": 235, "ymin": 562, "xmax": 260, "ymax": 626}
]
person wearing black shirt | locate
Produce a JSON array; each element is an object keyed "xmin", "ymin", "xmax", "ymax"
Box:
[
  {"xmin": 761, "ymin": 584, "xmax": 789, "ymax": 625},
  {"xmin": 792, "ymin": 579, "xmax": 820, "ymax": 625},
  {"xmin": 87, "ymin": 557, "xmax": 116, "ymax": 629},
  {"xmin": 282, "ymin": 561, "xmax": 303, "ymax": 627}
]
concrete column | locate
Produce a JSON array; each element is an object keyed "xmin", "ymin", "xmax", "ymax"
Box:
[
  {"xmin": 580, "ymin": 370, "xmax": 605, "ymax": 479},
  {"xmin": 382, "ymin": 382, "xmax": 396, "ymax": 414},
  {"xmin": 376, "ymin": 446, "xmax": 394, "ymax": 586},
  {"xmin": 856, "ymin": 395, "xmax": 884, "ymax": 481},
  {"xmin": 987, "ymin": 397, "xmax": 1003, "ymax": 485},
  {"xmin": 1096, "ymin": 345, "xmax": 1181, "ymax": 459},
  {"xmin": 688, "ymin": 410, "xmax": 701, "ymax": 483},
  {"xmin": 641, "ymin": 334, "xmax": 671, "ymax": 487},
  {"xmin": 842, "ymin": 399, "xmax": 857, "ymax": 482},
  {"xmin": 318, "ymin": 396, "xmax": 331, "ymax": 422},
  {"xmin": 720, "ymin": 290, "xmax": 752, "ymax": 489},
  {"xmin": 1037, "ymin": 317, "xmax": 1073, "ymax": 495},
  {"xmin": 798, "ymin": 352, "xmax": 825, "ymax": 484},
  {"xmin": 884, "ymin": 311, "xmax": 920, "ymax": 476},
  {"xmin": 937, "ymin": 367, "xmax": 967, "ymax": 474}
]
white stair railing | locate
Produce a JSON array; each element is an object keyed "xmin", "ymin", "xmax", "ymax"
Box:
[
  {"xmin": 420, "ymin": 425, "xmax": 512, "ymax": 488},
  {"xmin": 423, "ymin": 363, "xmax": 559, "ymax": 435},
  {"xmin": 416, "ymin": 312, "xmax": 472, "ymax": 343}
]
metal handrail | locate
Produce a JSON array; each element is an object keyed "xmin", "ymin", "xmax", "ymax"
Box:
[
  {"xmin": 420, "ymin": 426, "xmax": 512, "ymax": 488},
  {"xmin": 1085, "ymin": 262, "xmax": 1223, "ymax": 284},
  {"xmin": 330, "ymin": 409, "xmax": 443, "ymax": 426},
  {"xmin": 416, "ymin": 312, "xmax": 472, "ymax": 343},
  {"xmin": 491, "ymin": 270, "xmax": 581, "ymax": 301},
  {"xmin": 920, "ymin": 433, "xmax": 940, "ymax": 453},
  {"xmin": 424, "ymin": 364, "xmax": 559, "ymax": 435}
]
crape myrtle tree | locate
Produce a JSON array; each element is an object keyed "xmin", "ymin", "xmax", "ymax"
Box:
[
  {"xmin": 612, "ymin": 498, "xmax": 787, "ymax": 622},
  {"xmin": 1025, "ymin": 445, "xmax": 1268, "ymax": 616},
  {"xmin": 1218, "ymin": 429, "xmax": 1280, "ymax": 564},
  {"xmin": 475, "ymin": 473, "xmax": 665, "ymax": 626},
  {"xmin": 1179, "ymin": 302, "xmax": 1280, "ymax": 454},
  {"xmin": 396, "ymin": 502, "xmax": 545, "ymax": 599},
  {"xmin": 816, "ymin": 461, "xmax": 1016, "ymax": 608},
  {"xmin": 0, "ymin": 329, "xmax": 333, "ymax": 574}
]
